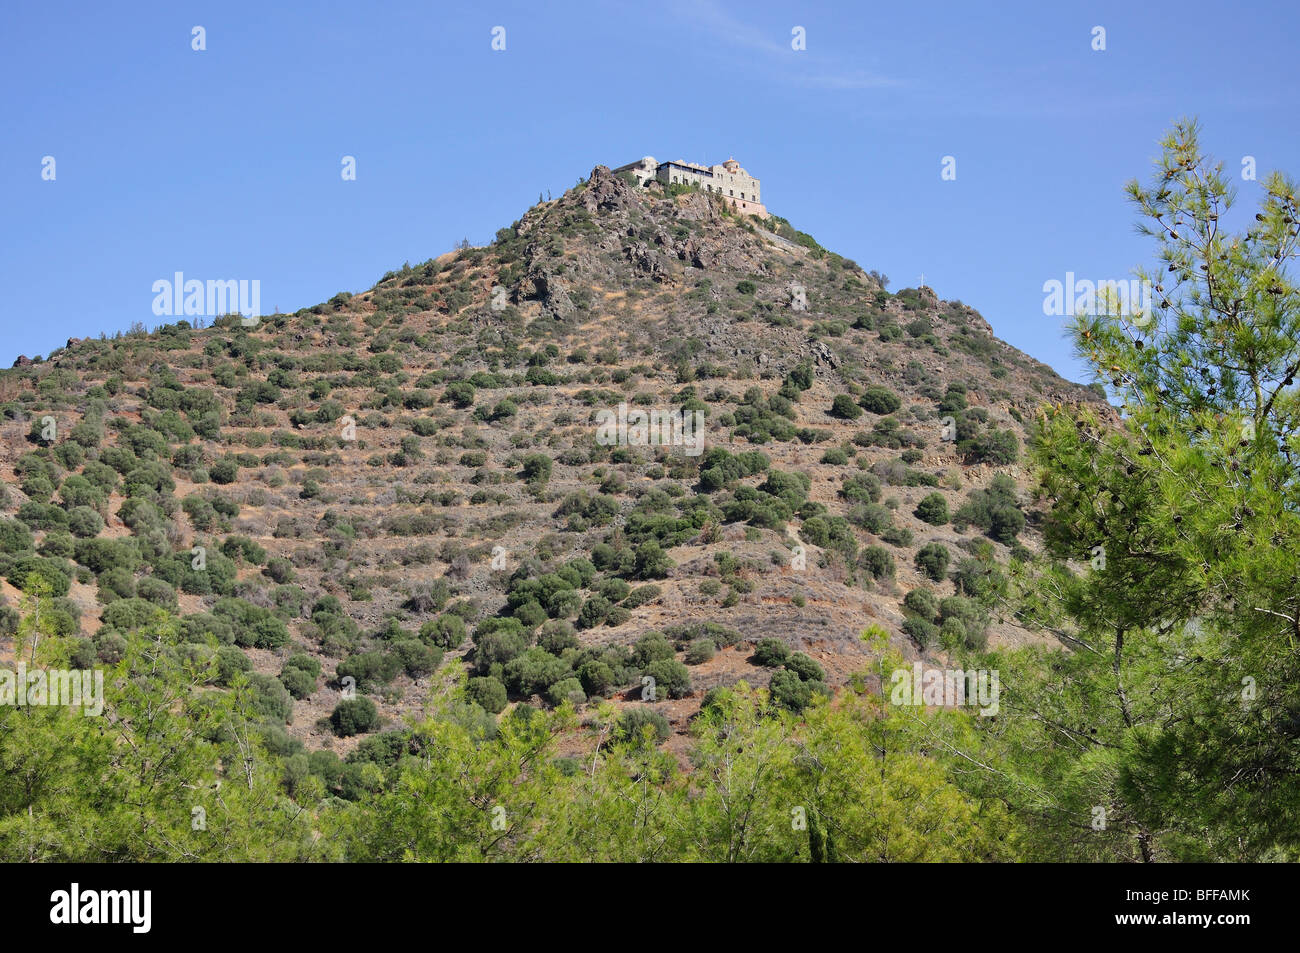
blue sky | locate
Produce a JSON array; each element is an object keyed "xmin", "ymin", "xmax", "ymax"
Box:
[{"xmin": 3, "ymin": 0, "xmax": 1298, "ymax": 382}]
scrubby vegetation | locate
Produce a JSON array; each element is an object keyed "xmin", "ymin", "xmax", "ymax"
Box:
[{"xmin": 12, "ymin": 135, "xmax": 1273, "ymax": 864}]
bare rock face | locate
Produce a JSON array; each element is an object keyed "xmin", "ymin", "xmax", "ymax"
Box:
[
  {"xmin": 582, "ymin": 165, "xmax": 632, "ymax": 214},
  {"xmin": 12, "ymin": 355, "xmax": 32, "ymax": 368},
  {"xmin": 676, "ymin": 191, "xmax": 722, "ymax": 225},
  {"xmin": 626, "ymin": 241, "xmax": 672, "ymax": 282}
]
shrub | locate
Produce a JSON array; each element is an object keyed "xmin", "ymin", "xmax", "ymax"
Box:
[
  {"xmin": 859, "ymin": 386, "xmax": 902, "ymax": 415},
  {"xmin": 685, "ymin": 639, "xmax": 715, "ymax": 664},
  {"xmin": 392, "ymin": 639, "xmax": 442, "ymax": 677},
  {"xmin": 752, "ymin": 637, "xmax": 790, "ymax": 667},
  {"xmin": 443, "ymin": 381, "xmax": 476, "ymax": 408},
  {"xmin": 521, "ymin": 453, "xmax": 553, "ymax": 485},
  {"xmin": 953, "ymin": 475, "xmax": 1025, "ymax": 544},
  {"xmin": 0, "ymin": 518, "xmax": 34, "ymax": 554},
  {"xmin": 546, "ymin": 677, "xmax": 586, "ymax": 707},
  {"xmin": 7, "ymin": 556, "xmax": 71, "ymax": 596},
  {"xmin": 858, "ymin": 545, "xmax": 895, "ymax": 580},
  {"xmin": 847, "ymin": 502, "xmax": 893, "ymax": 534},
  {"xmin": 840, "ymin": 473, "xmax": 882, "ymax": 504},
  {"xmin": 615, "ymin": 707, "xmax": 671, "ymax": 746},
  {"xmin": 67, "ymin": 507, "xmax": 104, "ymax": 538},
  {"xmin": 903, "ymin": 587, "xmax": 941, "ymax": 621},
  {"xmin": 643, "ymin": 658, "xmax": 691, "ymax": 699},
  {"xmin": 420, "ymin": 613, "xmax": 466, "ymax": 649},
  {"xmin": 248, "ymin": 673, "xmax": 294, "ymax": 724},
  {"xmin": 576, "ymin": 594, "xmax": 612, "ymax": 629},
  {"xmin": 915, "ymin": 542, "xmax": 951, "ymax": 581},
  {"xmin": 336, "ymin": 650, "xmax": 402, "ymax": 691},
  {"xmin": 914, "ymin": 492, "xmax": 950, "ymax": 525},
  {"xmin": 467, "ymin": 675, "xmax": 508, "ymax": 713},
  {"xmin": 135, "ymin": 576, "xmax": 177, "ymax": 609},
  {"xmin": 632, "ymin": 631, "xmax": 675, "ymax": 669},
  {"xmin": 209, "ymin": 458, "xmax": 239, "ymax": 485},
  {"xmin": 473, "ymin": 628, "xmax": 527, "ymax": 670},
  {"xmin": 284, "ymin": 653, "xmax": 321, "ymax": 678},
  {"xmin": 330, "ymin": 697, "xmax": 380, "ymax": 737},
  {"xmin": 830, "ymin": 394, "xmax": 863, "ymax": 420},
  {"xmin": 279, "ymin": 666, "xmax": 316, "ymax": 700},
  {"xmin": 577, "ymin": 660, "xmax": 616, "ymax": 697},
  {"xmin": 634, "ymin": 540, "xmax": 674, "ymax": 580},
  {"xmin": 784, "ymin": 652, "xmax": 825, "ymax": 683},
  {"xmin": 504, "ymin": 647, "xmax": 571, "ymax": 696},
  {"xmin": 769, "ymin": 668, "xmax": 819, "ymax": 712},
  {"xmin": 536, "ymin": 620, "xmax": 579, "ymax": 655},
  {"xmin": 622, "ymin": 584, "xmax": 661, "ymax": 609},
  {"xmin": 902, "ymin": 616, "xmax": 938, "ymax": 649},
  {"xmin": 598, "ymin": 577, "xmax": 631, "ymax": 603}
]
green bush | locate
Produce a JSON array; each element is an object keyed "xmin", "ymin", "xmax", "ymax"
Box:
[
  {"xmin": 752, "ymin": 637, "xmax": 790, "ymax": 667},
  {"xmin": 209, "ymin": 458, "xmax": 239, "ymax": 485},
  {"xmin": 504, "ymin": 647, "xmax": 572, "ymax": 697},
  {"xmin": 546, "ymin": 677, "xmax": 586, "ymax": 707},
  {"xmin": 685, "ymin": 639, "xmax": 715, "ymax": 664},
  {"xmin": 903, "ymin": 587, "xmax": 941, "ymax": 621},
  {"xmin": 279, "ymin": 666, "xmax": 316, "ymax": 700},
  {"xmin": 784, "ymin": 652, "xmax": 825, "ymax": 683},
  {"xmin": 769, "ymin": 668, "xmax": 821, "ymax": 712},
  {"xmin": 67, "ymin": 507, "xmax": 104, "ymax": 538},
  {"xmin": 209, "ymin": 645, "xmax": 250, "ymax": 685},
  {"xmin": 577, "ymin": 594, "xmax": 612, "ymax": 629},
  {"xmin": 577, "ymin": 660, "xmax": 616, "ymax": 697},
  {"xmin": 135, "ymin": 576, "xmax": 177, "ymax": 609},
  {"xmin": 914, "ymin": 492, "xmax": 950, "ymax": 525},
  {"xmin": 632, "ymin": 631, "xmax": 675, "ymax": 669},
  {"xmin": 902, "ymin": 615, "xmax": 938, "ymax": 649},
  {"xmin": 0, "ymin": 518, "xmax": 34, "ymax": 554},
  {"xmin": 953, "ymin": 475, "xmax": 1025, "ymax": 544},
  {"xmin": 858, "ymin": 545, "xmax": 895, "ymax": 580},
  {"xmin": 330, "ymin": 697, "xmax": 380, "ymax": 737},
  {"xmin": 915, "ymin": 542, "xmax": 951, "ymax": 581},
  {"xmin": 248, "ymin": 673, "xmax": 293, "ymax": 724},
  {"xmin": 420, "ymin": 613, "xmax": 466, "ymax": 649},
  {"xmin": 622, "ymin": 584, "xmax": 661, "ymax": 609},
  {"xmin": 467, "ymin": 675, "xmax": 508, "ymax": 713},
  {"xmin": 859, "ymin": 386, "xmax": 902, "ymax": 415},
  {"xmin": 615, "ymin": 707, "xmax": 670, "ymax": 746},
  {"xmin": 644, "ymin": 658, "xmax": 691, "ymax": 699},
  {"xmin": 830, "ymin": 395, "xmax": 863, "ymax": 420},
  {"xmin": 392, "ymin": 639, "xmax": 442, "ymax": 677},
  {"xmin": 336, "ymin": 650, "xmax": 402, "ymax": 691}
]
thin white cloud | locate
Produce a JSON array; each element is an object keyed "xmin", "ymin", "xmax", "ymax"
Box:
[{"xmin": 669, "ymin": 0, "xmax": 903, "ymax": 91}]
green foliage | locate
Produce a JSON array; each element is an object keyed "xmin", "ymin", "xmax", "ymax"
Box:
[
  {"xmin": 859, "ymin": 386, "xmax": 902, "ymax": 415},
  {"xmin": 330, "ymin": 698, "xmax": 380, "ymax": 737},
  {"xmin": 914, "ymin": 542, "xmax": 951, "ymax": 581},
  {"xmin": 830, "ymin": 394, "xmax": 862, "ymax": 420},
  {"xmin": 914, "ymin": 492, "xmax": 949, "ymax": 525},
  {"xmin": 643, "ymin": 658, "xmax": 691, "ymax": 699},
  {"xmin": 752, "ymin": 637, "xmax": 790, "ymax": 667},
  {"xmin": 467, "ymin": 676, "xmax": 508, "ymax": 713},
  {"xmin": 953, "ymin": 475, "xmax": 1025, "ymax": 544}
]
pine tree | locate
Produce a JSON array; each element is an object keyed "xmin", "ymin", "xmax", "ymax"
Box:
[{"xmin": 1013, "ymin": 120, "xmax": 1300, "ymax": 859}]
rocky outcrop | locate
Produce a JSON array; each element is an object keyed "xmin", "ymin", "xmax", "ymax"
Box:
[{"xmin": 581, "ymin": 165, "xmax": 632, "ymax": 215}]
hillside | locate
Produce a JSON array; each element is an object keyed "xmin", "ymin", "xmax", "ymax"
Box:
[{"xmin": 0, "ymin": 164, "xmax": 1108, "ymax": 760}]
